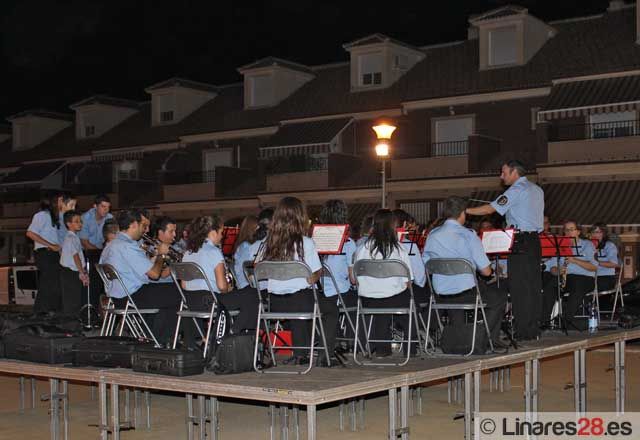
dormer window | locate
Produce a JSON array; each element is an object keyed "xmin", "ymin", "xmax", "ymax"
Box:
[
  {"xmin": 488, "ymin": 26, "xmax": 517, "ymax": 66},
  {"xmin": 160, "ymin": 111, "xmax": 174, "ymax": 122},
  {"xmin": 249, "ymin": 74, "xmax": 273, "ymax": 108},
  {"xmin": 358, "ymin": 52, "xmax": 383, "ymax": 86},
  {"xmin": 85, "ymin": 125, "xmax": 96, "ymax": 137}
]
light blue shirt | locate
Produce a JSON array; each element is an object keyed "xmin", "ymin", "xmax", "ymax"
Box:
[
  {"xmin": 248, "ymin": 238, "xmax": 267, "ymax": 290},
  {"xmin": 422, "ymin": 219, "xmax": 491, "ymax": 295},
  {"xmin": 596, "ymin": 241, "xmax": 619, "ymax": 277},
  {"xmin": 182, "ymin": 239, "xmax": 225, "ymax": 292},
  {"xmin": 322, "ymin": 238, "xmax": 356, "ymax": 297},
  {"xmin": 233, "ymin": 241, "xmax": 253, "ymax": 289},
  {"xmin": 256, "ymin": 236, "xmax": 322, "ymax": 295},
  {"xmin": 28, "ymin": 210, "xmax": 60, "ymax": 250},
  {"xmin": 79, "ymin": 208, "xmax": 113, "ymax": 249},
  {"xmin": 99, "ymin": 232, "xmax": 153, "ymax": 298},
  {"xmin": 402, "ymin": 240, "xmax": 427, "ymax": 288},
  {"xmin": 491, "ymin": 176, "xmax": 544, "ymax": 232},
  {"xmin": 57, "ymin": 212, "xmax": 69, "ymax": 244},
  {"xmin": 546, "ymin": 238, "xmax": 597, "ymax": 278},
  {"xmin": 60, "ymin": 231, "xmax": 85, "ymax": 271}
]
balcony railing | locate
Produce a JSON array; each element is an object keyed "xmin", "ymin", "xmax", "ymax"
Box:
[
  {"xmin": 430, "ymin": 140, "xmax": 469, "ymax": 157},
  {"xmin": 550, "ymin": 120, "xmax": 640, "ymax": 142},
  {"xmin": 263, "ymin": 155, "xmax": 328, "ymax": 175},
  {"xmin": 163, "ymin": 169, "xmax": 216, "ymax": 185}
]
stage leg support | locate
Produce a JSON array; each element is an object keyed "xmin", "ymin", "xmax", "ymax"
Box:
[
  {"xmin": 307, "ymin": 404, "xmax": 317, "ymax": 440},
  {"xmin": 573, "ymin": 349, "xmax": 587, "ymax": 415},
  {"xmin": 615, "ymin": 341, "xmax": 626, "ymax": 415},
  {"xmin": 48, "ymin": 378, "xmax": 69, "ymax": 440}
]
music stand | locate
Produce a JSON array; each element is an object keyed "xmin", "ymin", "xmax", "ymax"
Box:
[
  {"xmin": 311, "ymin": 224, "xmax": 349, "ymax": 256},
  {"xmin": 221, "ymin": 226, "xmax": 239, "ymax": 257},
  {"xmin": 539, "ymin": 234, "xmax": 580, "ymax": 332},
  {"xmin": 396, "ymin": 227, "xmax": 420, "ymax": 256}
]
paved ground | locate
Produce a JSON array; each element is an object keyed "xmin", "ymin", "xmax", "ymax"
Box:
[{"xmin": 0, "ymin": 348, "xmax": 637, "ymax": 439}]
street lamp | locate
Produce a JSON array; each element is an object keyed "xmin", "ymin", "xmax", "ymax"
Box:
[{"xmin": 372, "ymin": 122, "xmax": 396, "ymax": 208}]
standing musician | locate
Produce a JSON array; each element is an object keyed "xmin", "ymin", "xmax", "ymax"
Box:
[
  {"xmin": 99, "ymin": 209, "xmax": 180, "ymax": 346},
  {"xmin": 80, "ymin": 194, "xmax": 113, "ymax": 308},
  {"xmin": 423, "ymin": 197, "xmax": 507, "ymax": 350},
  {"xmin": 465, "ymin": 160, "xmax": 544, "ymax": 340},
  {"xmin": 590, "ymin": 222, "xmax": 620, "ymax": 292},
  {"xmin": 26, "ymin": 193, "xmax": 64, "ymax": 313},
  {"xmin": 180, "ymin": 215, "xmax": 258, "ymax": 350},
  {"xmin": 232, "ymin": 215, "xmax": 258, "ymax": 291},
  {"xmin": 56, "ymin": 193, "xmax": 78, "ymax": 244},
  {"xmin": 354, "ymin": 209, "xmax": 415, "ymax": 357},
  {"xmin": 541, "ymin": 220, "xmax": 597, "ymax": 329},
  {"xmin": 255, "ymin": 197, "xmax": 337, "ymax": 366}
]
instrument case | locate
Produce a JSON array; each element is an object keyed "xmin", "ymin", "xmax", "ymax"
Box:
[
  {"xmin": 4, "ymin": 325, "xmax": 84, "ymax": 364},
  {"xmin": 131, "ymin": 346, "xmax": 205, "ymax": 376},
  {"xmin": 73, "ymin": 336, "xmax": 151, "ymax": 368}
]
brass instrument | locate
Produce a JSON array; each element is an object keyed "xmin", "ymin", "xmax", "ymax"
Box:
[
  {"xmin": 223, "ymin": 258, "xmax": 236, "ymax": 291},
  {"xmin": 141, "ymin": 233, "xmax": 183, "ymax": 263}
]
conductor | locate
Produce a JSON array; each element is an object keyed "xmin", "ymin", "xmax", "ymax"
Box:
[{"xmin": 465, "ymin": 160, "xmax": 544, "ymax": 340}]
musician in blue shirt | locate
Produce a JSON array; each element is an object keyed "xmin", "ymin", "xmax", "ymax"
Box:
[
  {"xmin": 99, "ymin": 209, "xmax": 180, "ymax": 345},
  {"xmin": 26, "ymin": 194, "xmax": 64, "ymax": 312},
  {"xmin": 466, "ymin": 160, "xmax": 544, "ymax": 340},
  {"xmin": 80, "ymin": 194, "xmax": 113, "ymax": 308},
  {"xmin": 255, "ymin": 197, "xmax": 337, "ymax": 365},
  {"xmin": 590, "ymin": 223, "xmax": 620, "ymax": 292},
  {"xmin": 232, "ymin": 215, "xmax": 258, "ymax": 290},
  {"xmin": 541, "ymin": 220, "xmax": 597, "ymax": 329},
  {"xmin": 423, "ymin": 197, "xmax": 507, "ymax": 348}
]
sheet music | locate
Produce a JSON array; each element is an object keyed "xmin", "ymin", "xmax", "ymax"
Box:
[
  {"xmin": 481, "ymin": 229, "xmax": 515, "ymax": 254},
  {"xmin": 312, "ymin": 225, "xmax": 348, "ymax": 254}
]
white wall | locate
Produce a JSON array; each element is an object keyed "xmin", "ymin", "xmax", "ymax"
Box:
[
  {"xmin": 11, "ymin": 116, "xmax": 71, "ymax": 150},
  {"xmin": 150, "ymin": 86, "xmax": 216, "ymax": 126},
  {"xmin": 75, "ymin": 104, "xmax": 138, "ymax": 139}
]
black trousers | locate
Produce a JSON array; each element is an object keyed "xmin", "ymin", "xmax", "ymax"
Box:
[
  {"xmin": 269, "ymin": 289, "xmax": 338, "ymax": 357},
  {"xmin": 181, "ymin": 286, "xmax": 259, "ymax": 349},
  {"xmin": 85, "ymin": 250, "xmax": 104, "ymax": 309},
  {"xmin": 436, "ymin": 281, "xmax": 507, "ymax": 342},
  {"xmin": 597, "ymin": 276, "xmax": 616, "ymax": 292},
  {"xmin": 361, "ymin": 289, "xmax": 415, "ymax": 356},
  {"xmin": 60, "ymin": 267, "xmax": 83, "ymax": 316},
  {"xmin": 113, "ymin": 283, "xmax": 181, "ymax": 345},
  {"xmin": 33, "ymin": 249, "xmax": 62, "ymax": 313},
  {"xmin": 508, "ymin": 232, "xmax": 542, "ymax": 339},
  {"xmin": 542, "ymin": 274, "xmax": 594, "ymax": 328}
]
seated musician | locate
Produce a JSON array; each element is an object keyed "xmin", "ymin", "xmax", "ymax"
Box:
[
  {"xmin": 149, "ymin": 215, "xmax": 179, "ymax": 284},
  {"xmin": 255, "ymin": 197, "xmax": 337, "ymax": 366},
  {"xmin": 353, "ymin": 208, "xmax": 416, "ymax": 357},
  {"xmin": 590, "ymin": 222, "xmax": 619, "ymax": 292},
  {"xmin": 541, "ymin": 220, "xmax": 597, "ymax": 329},
  {"xmin": 232, "ymin": 215, "xmax": 258, "ymax": 292},
  {"xmin": 99, "ymin": 209, "xmax": 180, "ymax": 346},
  {"xmin": 180, "ymin": 215, "xmax": 259, "ymax": 350},
  {"xmin": 422, "ymin": 197, "xmax": 507, "ymax": 350},
  {"xmin": 392, "ymin": 209, "xmax": 428, "ymax": 303}
]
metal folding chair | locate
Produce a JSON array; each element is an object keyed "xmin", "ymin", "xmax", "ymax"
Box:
[
  {"xmin": 352, "ymin": 259, "xmax": 427, "ymax": 366},
  {"xmin": 253, "ymin": 261, "xmax": 331, "ymax": 374},
  {"xmin": 96, "ymin": 264, "xmax": 161, "ymax": 347},
  {"xmin": 590, "ymin": 270, "xmax": 624, "ymax": 322},
  {"xmin": 425, "ymin": 258, "xmax": 494, "ymax": 356},
  {"xmin": 321, "ymin": 263, "xmax": 365, "ymax": 355},
  {"xmin": 169, "ymin": 262, "xmax": 239, "ymax": 358},
  {"xmin": 243, "ymin": 260, "xmax": 257, "ymax": 289}
]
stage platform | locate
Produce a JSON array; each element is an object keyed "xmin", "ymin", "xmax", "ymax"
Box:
[{"xmin": 0, "ymin": 328, "xmax": 638, "ymax": 439}]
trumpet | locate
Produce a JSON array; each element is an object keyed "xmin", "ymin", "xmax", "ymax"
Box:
[{"xmin": 141, "ymin": 233, "xmax": 183, "ymax": 263}]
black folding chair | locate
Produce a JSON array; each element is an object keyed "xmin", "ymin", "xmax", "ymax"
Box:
[
  {"xmin": 425, "ymin": 258, "xmax": 494, "ymax": 356},
  {"xmin": 253, "ymin": 261, "xmax": 331, "ymax": 374},
  {"xmin": 352, "ymin": 259, "xmax": 427, "ymax": 366}
]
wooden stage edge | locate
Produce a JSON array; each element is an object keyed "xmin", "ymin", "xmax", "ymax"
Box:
[{"xmin": 1, "ymin": 328, "xmax": 639, "ymax": 406}]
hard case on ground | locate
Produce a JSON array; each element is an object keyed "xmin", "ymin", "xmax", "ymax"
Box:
[
  {"xmin": 73, "ymin": 336, "xmax": 151, "ymax": 368},
  {"xmin": 4, "ymin": 326, "xmax": 84, "ymax": 364},
  {"xmin": 131, "ymin": 346, "xmax": 205, "ymax": 376}
]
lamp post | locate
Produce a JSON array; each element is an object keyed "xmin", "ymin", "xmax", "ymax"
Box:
[{"xmin": 372, "ymin": 122, "xmax": 396, "ymax": 209}]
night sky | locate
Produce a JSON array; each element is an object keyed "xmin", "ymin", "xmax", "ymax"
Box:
[{"xmin": 0, "ymin": 0, "xmax": 617, "ymax": 119}]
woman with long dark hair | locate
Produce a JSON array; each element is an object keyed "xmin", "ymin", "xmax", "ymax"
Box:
[
  {"xmin": 232, "ymin": 215, "xmax": 258, "ymax": 290},
  {"xmin": 26, "ymin": 193, "xmax": 64, "ymax": 312},
  {"xmin": 590, "ymin": 222, "xmax": 619, "ymax": 292},
  {"xmin": 180, "ymin": 215, "xmax": 258, "ymax": 350},
  {"xmin": 57, "ymin": 192, "xmax": 78, "ymax": 244},
  {"xmin": 353, "ymin": 208, "xmax": 414, "ymax": 357},
  {"xmin": 256, "ymin": 197, "xmax": 337, "ymax": 365}
]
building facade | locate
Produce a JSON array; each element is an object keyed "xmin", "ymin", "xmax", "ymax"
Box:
[{"xmin": 1, "ymin": 2, "xmax": 640, "ymax": 280}]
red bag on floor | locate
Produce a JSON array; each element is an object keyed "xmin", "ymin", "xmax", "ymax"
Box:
[{"xmin": 260, "ymin": 329, "xmax": 293, "ymax": 356}]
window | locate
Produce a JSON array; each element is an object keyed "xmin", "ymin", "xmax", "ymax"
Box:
[
  {"xmin": 590, "ymin": 111, "xmax": 637, "ymax": 139},
  {"xmin": 160, "ymin": 111, "xmax": 174, "ymax": 122},
  {"xmin": 358, "ymin": 52, "xmax": 383, "ymax": 86},
  {"xmin": 113, "ymin": 161, "xmax": 139, "ymax": 182},
  {"xmin": 85, "ymin": 125, "xmax": 96, "ymax": 137},
  {"xmin": 203, "ymin": 149, "xmax": 234, "ymax": 182},
  {"xmin": 394, "ymin": 54, "xmax": 409, "ymax": 70},
  {"xmin": 432, "ymin": 116, "xmax": 474, "ymax": 156},
  {"xmin": 249, "ymin": 74, "xmax": 272, "ymax": 107},
  {"xmin": 489, "ymin": 26, "xmax": 517, "ymax": 66}
]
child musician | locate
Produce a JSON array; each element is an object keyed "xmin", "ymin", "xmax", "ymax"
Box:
[{"xmin": 59, "ymin": 210, "xmax": 89, "ymax": 315}]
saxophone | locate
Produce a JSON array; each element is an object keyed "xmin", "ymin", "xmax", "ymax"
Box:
[
  {"xmin": 560, "ymin": 258, "xmax": 569, "ymax": 290},
  {"xmin": 223, "ymin": 258, "xmax": 236, "ymax": 291}
]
